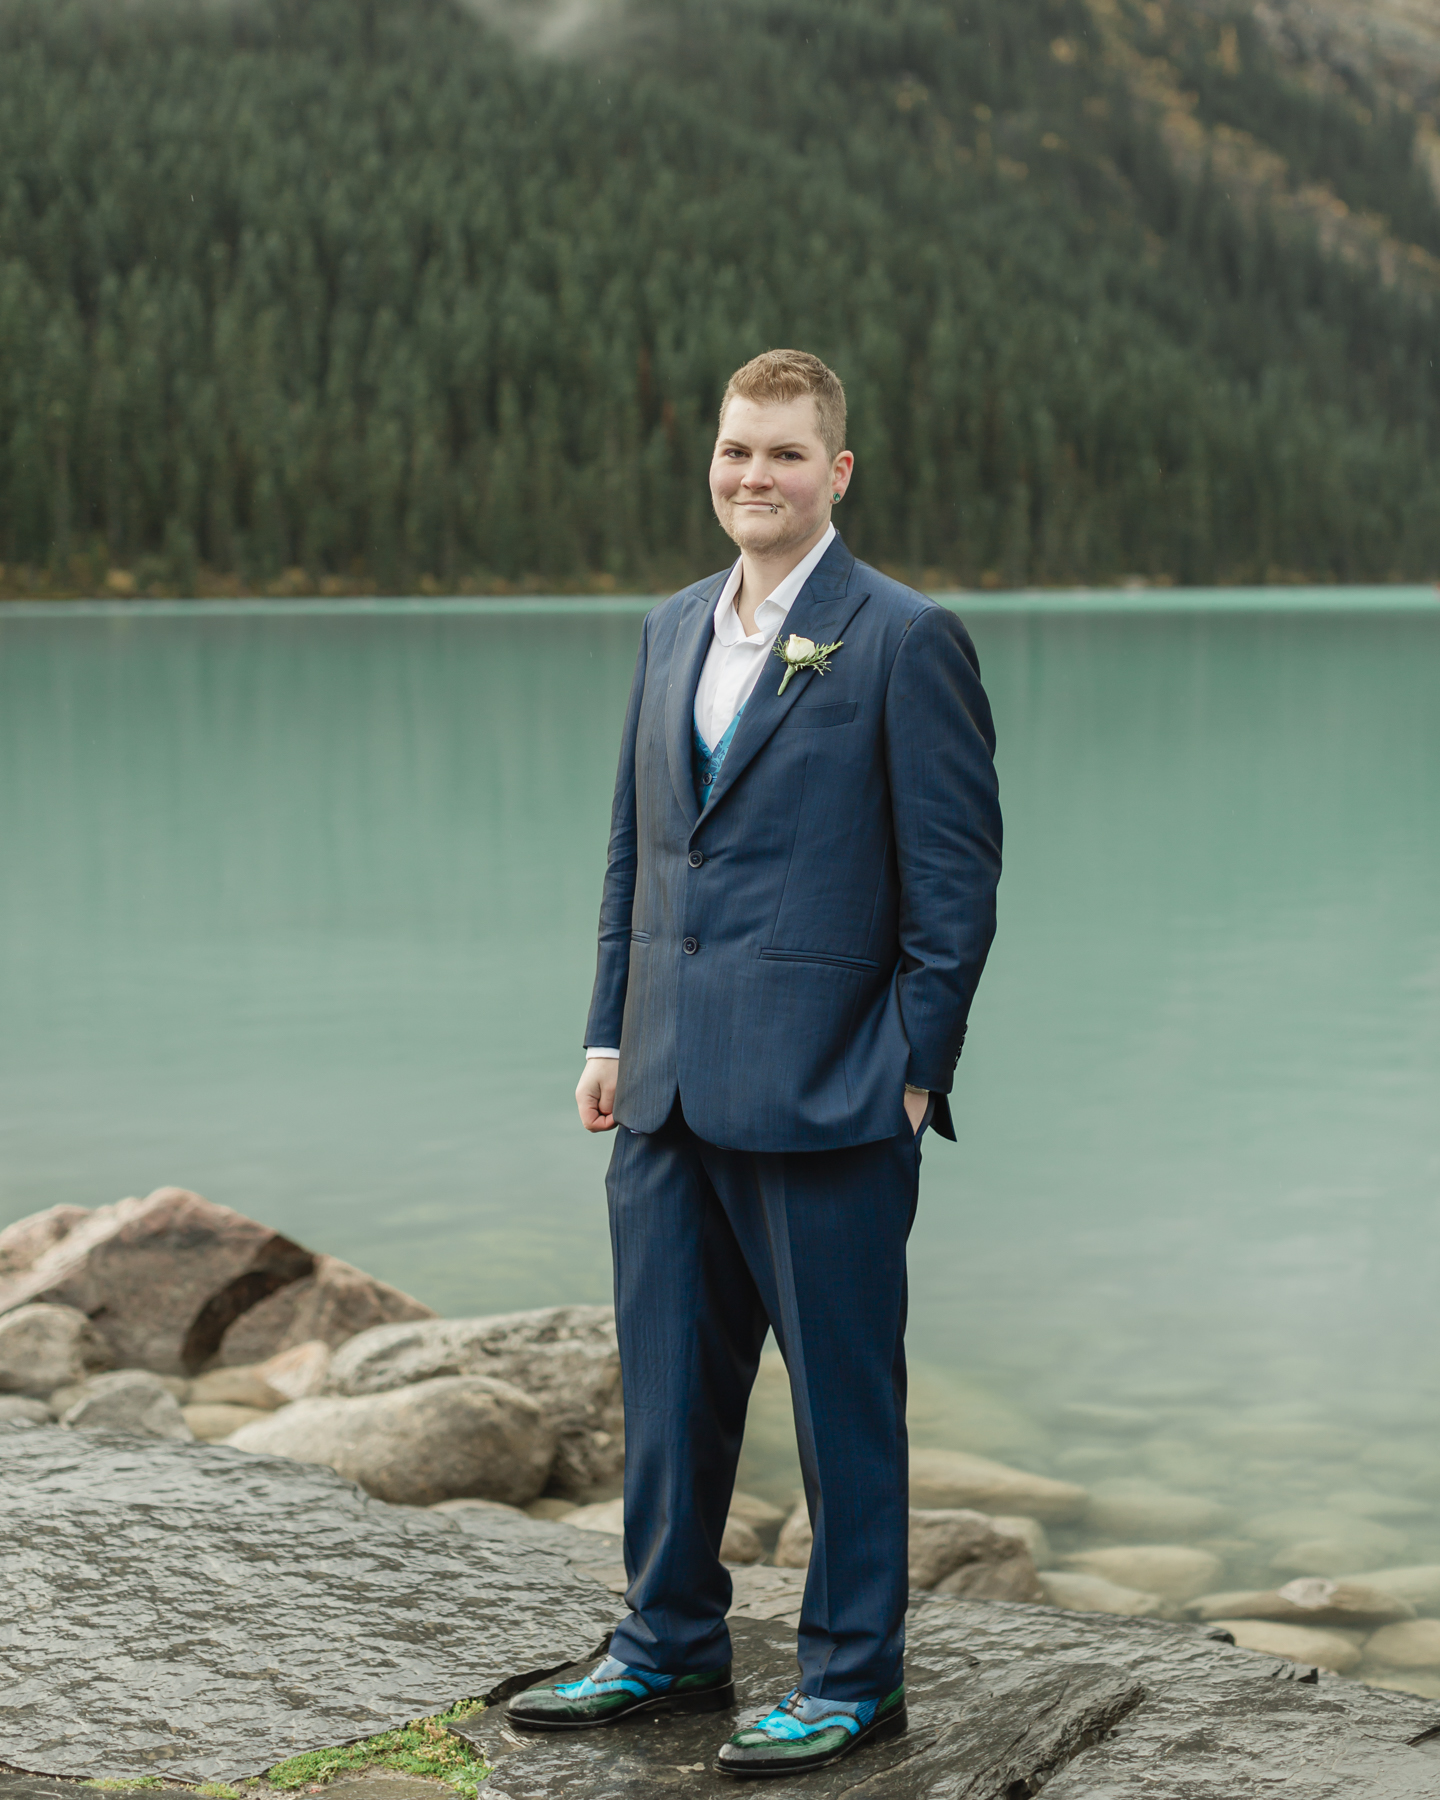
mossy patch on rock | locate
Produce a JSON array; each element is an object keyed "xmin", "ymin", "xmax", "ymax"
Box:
[{"xmin": 262, "ymin": 1705, "xmax": 488, "ymax": 1799}]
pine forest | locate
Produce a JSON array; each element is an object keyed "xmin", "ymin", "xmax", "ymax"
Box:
[{"xmin": 2, "ymin": 0, "xmax": 1439, "ymax": 595}]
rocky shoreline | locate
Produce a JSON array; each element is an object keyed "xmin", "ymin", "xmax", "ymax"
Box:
[{"xmin": 4, "ymin": 1189, "xmax": 1440, "ymax": 1796}]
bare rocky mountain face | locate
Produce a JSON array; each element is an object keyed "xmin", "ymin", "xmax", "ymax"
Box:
[
  {"xmin": 1093, "ymin": 0, "xmax": 1440, "ymax": 292},
  {"xmin": 1242, "ymin": 0, "xmax": 1440, "ymax": 106},
  {"xmin": 1217, "ymin": 0, "xmax": 1440, "ymax": 188},
  {"xmin": 1153, "ymin": 0, "xmax": 1440, "ymax": 115}
]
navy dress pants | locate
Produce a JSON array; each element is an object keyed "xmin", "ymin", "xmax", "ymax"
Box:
[{"xmin": 605, "ymin": 1100, "xmax": 926, "ymax": 1701}]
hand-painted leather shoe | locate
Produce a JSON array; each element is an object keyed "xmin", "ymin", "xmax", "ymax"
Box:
[
  {"xmin": 714, "ymin": 1685, "xmax": 907, "ymax": 1776},
  {"xmin": 505, "ymin": 1655, "xmax": 735, "ymax": 1731}
]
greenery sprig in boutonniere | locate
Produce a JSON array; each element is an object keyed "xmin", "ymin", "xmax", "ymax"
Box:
[{"xmin": 773, "ymin": 633, "xmax": 843, "ymax": 695}]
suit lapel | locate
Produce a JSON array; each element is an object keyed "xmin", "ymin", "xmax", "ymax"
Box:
[
  {"xmin": 698, "ymin": 536, "xmax": 870, "ymax": 824},
  {"xmin": 665, "ymin": 568, "xmax": 731, "ymax": 826}
]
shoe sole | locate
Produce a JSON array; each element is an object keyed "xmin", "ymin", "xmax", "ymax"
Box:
[
  {"xmin": 714, "ymin": 1705, "xmax": 908, "ymax": 1777},
  {"xmin": 507, "ymin": 1682, "xmax": 736, "ymax": 1732}
]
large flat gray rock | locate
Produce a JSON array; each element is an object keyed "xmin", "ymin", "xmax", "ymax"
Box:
[
  {"xmin": 458, "ymin": 1599, "xmax": 1440, "ymax": 1800},
  {"xmin": 4, "ymin": 1421, "xmax": 1440, "ymax": 1797},
  {"xmin": 0, "ymin": 1423, "xmax": 615, "ymax": 1782},
  {"xmin": 0, "ymin": 1783, "xmax": 121, "ymax": 1800},
  {"xmin": 461, "ymin": 1610, "xmax": 1141, "ymax": 1799},
  {"xmin": 956, "ymin": 1599, "xmax": 1440, "ymax": 1799}
]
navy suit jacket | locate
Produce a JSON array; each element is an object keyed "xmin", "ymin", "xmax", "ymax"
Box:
[{"xmin": 584, "ymin": 533, "xmax": 1001, "ymax": 1153}]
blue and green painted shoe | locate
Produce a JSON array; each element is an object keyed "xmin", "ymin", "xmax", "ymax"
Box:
[
  {"xmin": 505, "ymin": 1655, "xmax": 735, "ymax": 1732},
  {"xmin": 714, "ymin": 1685, "xmax": 907, "ymax": 1777}
]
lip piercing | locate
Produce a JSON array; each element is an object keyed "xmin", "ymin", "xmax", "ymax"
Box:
[{"xmin": 769, "ymin": 504, "xmax": 778, "ymax": 513}]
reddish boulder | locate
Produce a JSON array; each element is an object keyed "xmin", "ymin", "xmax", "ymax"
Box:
[
  {"xmin": 0, "ymin": 1189, "xmax": 314, "ymax": 1375},
  {"xmin": 216, "ymin": 1253, "xmax": 435, "ymax": 1364}
]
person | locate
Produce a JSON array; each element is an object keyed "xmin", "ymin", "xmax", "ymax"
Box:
[{"xmin": 506, "ymin": 348, "xmax": 1002, "ymax": 1777}]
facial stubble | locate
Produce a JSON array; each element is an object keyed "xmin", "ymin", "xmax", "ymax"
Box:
[{"xmin": 720, "ymin": 498, "xmax": 821, "ymax": 558}]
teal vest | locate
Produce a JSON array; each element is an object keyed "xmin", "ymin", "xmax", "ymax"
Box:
[{"xmin": 693, "ymin": 706, "xmax": 745, "ymax": 809}]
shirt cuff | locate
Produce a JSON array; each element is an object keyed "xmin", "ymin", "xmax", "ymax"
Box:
[{"xmin": 585, "ymin": 1048, "xmax": 621, "ymax": 1060}]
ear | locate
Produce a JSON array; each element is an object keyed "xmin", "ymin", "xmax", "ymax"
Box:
[{"xmin": 831, "ymin": 449, "xmax": 855, "ymax": 498}]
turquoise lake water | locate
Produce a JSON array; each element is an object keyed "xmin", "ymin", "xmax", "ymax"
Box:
[{"xmin": 2, "ymin": 591, "xmax": 1438, "ymax": 1576}]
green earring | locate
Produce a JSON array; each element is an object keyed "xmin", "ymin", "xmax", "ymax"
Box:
[{"xmin": 832, "ymin": 491, "xmax": 842, "ymax": 502}]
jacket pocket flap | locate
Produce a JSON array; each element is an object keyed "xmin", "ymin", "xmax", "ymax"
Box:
[
  {"xmin": 778, "ymin": 700, "xmax": 858, "ymax": 729},
  {"xmin": 759, "ymin": 946, "xmax": 879, "ymax": 971}
]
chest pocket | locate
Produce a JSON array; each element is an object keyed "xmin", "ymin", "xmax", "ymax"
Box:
[{"xmin": 779, "ymin": 701, "xmax": 858, "ymax": 730}]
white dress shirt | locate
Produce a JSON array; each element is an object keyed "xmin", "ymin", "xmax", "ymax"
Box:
[
  {"xmin": 693, "ymin": 524, "xmax": 835, "ymax": 750},
  {"xmin": 586, "ymin": 525, "xmax": 836, "ymax": 1061}
]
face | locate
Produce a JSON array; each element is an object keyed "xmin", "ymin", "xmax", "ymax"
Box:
[{"xmin": 710, "ymin": 394, "xmax": 854, "ymax": 556}]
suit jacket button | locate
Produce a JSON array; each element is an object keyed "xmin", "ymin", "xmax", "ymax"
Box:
[
  {"xmin": 688, "ymin": 851, "xmax": 704, "ymax": 868},
  {"xmin": 682, "ymin": 937, "xmax": 698, "ymax": 954}
]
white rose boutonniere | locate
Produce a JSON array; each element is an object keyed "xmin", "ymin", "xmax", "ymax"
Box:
[{"xmin": 773, "ymin": 632, "xmax": 844, "ymax": 695}]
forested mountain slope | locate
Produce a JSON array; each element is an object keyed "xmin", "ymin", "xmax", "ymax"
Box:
[{"xmin": 2, "ymin": 0, "xmax": 1439, "ymax": 594}]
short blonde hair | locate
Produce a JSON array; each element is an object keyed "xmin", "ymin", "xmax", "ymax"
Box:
[{"xmin": 718, "ymin": 349, "xmax": 847, "ymax": 461}]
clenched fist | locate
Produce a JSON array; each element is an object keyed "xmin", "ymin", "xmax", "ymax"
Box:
[{"xmin": 576, "ymin": 1056, "xmax": 619, "ymax": 1132}]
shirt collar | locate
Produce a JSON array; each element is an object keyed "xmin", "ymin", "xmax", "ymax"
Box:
[{"xmin": 712, "ymin": 524, "xmax": 836, "ymax": 647}]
